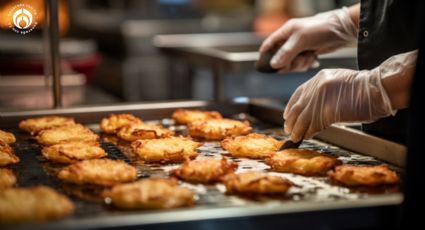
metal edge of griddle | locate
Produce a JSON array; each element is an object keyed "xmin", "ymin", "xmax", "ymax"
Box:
[
  {"xmin": 0, "ymin": 100, "xmax": 249, "ymax": 128},
  {"xmin": 247, "ymin": 98, "xmax": 286, "ymax": 126},
  {"xmin": 315, "ymin": 125, "xmax": 407, "ymax": 167},
  {"xmin": 4, "ymin": 194, "xmax": 402, "ymax": 230}
]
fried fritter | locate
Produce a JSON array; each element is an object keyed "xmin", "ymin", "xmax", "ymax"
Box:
[
  {"xmin": 0, "ymin": 142, "xmax": 19, "ymax": 166},
  {"xmin": 0, "ymin": 186, "xmax": 74, "ymax": 223},
  {"xmin": 222, "ymin": 171, "xmax": 292, "ymax": 195},
  {"xmin": 0, "ymin": 130, "xmax": 16, "ymax": 144},
  {"xmin": 42, "ymin": 141, "xmax": 107, "ymax": 164},
  {"xmin": 61, "ymin": 183, "xmax": 107, "ymax": 202},
  {"xmin": 221, "ymin": 133, "xmax": 283, "ymax": 159},
  {"xmin": 170, "ymin": 158, "xmax": 237, "ymax": 183},
  {"xmin": 117, "ymin": 123, "xmax": 174, "ymax": 142},
  {"xmin": 58, "ymin": 159, "xmax": 137, "ymax": 186},
  {"xmin": 100, "ymin": 114, "xmax": 143, "ymax": 134},
  {"xmin": 328, "ymin": 164, "xmax": 400, "ymax": 187},
  {"xmin": 19, "ymin": 116, "xmax": 76, "ymax": 135},
  {"xmin": 188, "ymin": 118, "xmax": 252, "ymax": 140},
  {"xmin": 0, "ymin": 168, "xmax": 16, "ymax": 189},
  {"xmin": 265, "ymin": 149, "xmax": 341, "ymax": 176},
  {"xmin": 36, "ymin": 124, "xmax": 98, "ymax": 146},
  {"xmin": 131, "ymin": 136, "xmax": 201, "ymax": 163},
  {"xmin": 107, "ymin": 178, "xmax": 194, "ymax": 210},
  {"xmin": 172, "ymin": 109, "xmax": 222, "ymax": 125}
]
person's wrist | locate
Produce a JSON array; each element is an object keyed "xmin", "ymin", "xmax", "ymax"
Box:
[
  {"xmin": 315, "ymin": 7, "xmax": 357, "ymax": 44},
  {"xmin": 332, "ymin": 7, "xmax": 358, "ymax": 43},
  {"xmin": 376, "ymin": 50, "xmax": 417, "ymax": 110},
  {"xmin": 368, "ymin": 68, "xmax": 397, "ymax": 117}
]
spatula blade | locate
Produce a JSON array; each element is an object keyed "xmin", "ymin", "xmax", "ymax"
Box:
[{"xmin": 278, "ymin": 140, "xmax": 302, "ymax": 151}]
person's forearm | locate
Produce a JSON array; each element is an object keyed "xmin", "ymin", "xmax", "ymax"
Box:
[
  {"xmin": 347, "ymin": 3, "xmax": 360, "ymax": 29},
  {"xmin": 380, "ymin": 51, "xmax": 417, "ymax": 110},
  {"xmin": 381, "ymin": 66, "xmax": 414, "ymax": 110}
]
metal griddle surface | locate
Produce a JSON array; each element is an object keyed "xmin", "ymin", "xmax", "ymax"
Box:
[{"xmin": 3, "ymin": 112, "xmax": 401, "ymax": 224}]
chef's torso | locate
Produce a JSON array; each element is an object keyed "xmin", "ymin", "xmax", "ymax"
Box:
[{"xmin": 358, "ymin": 0, "xmax": 421, "ymax": 144}]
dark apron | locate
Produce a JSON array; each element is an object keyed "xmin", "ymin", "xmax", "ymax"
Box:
[{"xmin": 358, "ymin": 0, "xmax": 422, "ymax": 144}]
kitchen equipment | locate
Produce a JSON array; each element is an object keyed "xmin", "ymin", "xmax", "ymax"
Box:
[
  {"xmin": 278, "ymin": 139, "xmax": 303, "ymax": 150},
  {"xmin": 255, "ymin": 40, "xmax": 284, "ymax": 73},
  {"xmin": 0, "ymin": 98, "xmax": 405, "ymax": 230}
]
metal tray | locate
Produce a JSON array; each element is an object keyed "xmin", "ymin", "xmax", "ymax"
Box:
[{"xmin": 0, "ymin": 99, "xmax": 404, "ymax": 230}]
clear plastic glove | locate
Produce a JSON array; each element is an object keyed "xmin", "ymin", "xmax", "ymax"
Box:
[
  {"xmin": 283, "ymin": 50, "xmax": 418, "ymax": 142},
  {"xmin": 259, "ymin": 7, "xmax": 357, "ymax": 72}
]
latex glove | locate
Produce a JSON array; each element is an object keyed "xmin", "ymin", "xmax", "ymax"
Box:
[
  {"xmin": 284, "ymin": 50, "xmax": 418, "ymax": 142},
  {"xmin": 259, "ymin": 7, "xmax": 357, "ymax": 72}
]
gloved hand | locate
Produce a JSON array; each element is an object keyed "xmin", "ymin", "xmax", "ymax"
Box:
[
  {"xmin": 259, "ymin": 7, "xmax": 358, "ymax": 72},
  {"xmin": 283, "ymin": 50, "xmax": 418, "ymax": 142}
]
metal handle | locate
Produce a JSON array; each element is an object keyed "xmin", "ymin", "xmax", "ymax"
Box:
[{"xmin": 44, "ymin": 0, "xmax": 62, "ymax": 108}]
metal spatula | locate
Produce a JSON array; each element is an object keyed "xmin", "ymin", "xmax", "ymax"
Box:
[{"xmin": 278, "ymin": 139, "xmax": 302, "ymax": 151}]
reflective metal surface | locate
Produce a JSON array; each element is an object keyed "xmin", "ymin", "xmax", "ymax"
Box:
[{"xmin": 0, "ymin": 99, "xmax": 403, "ymax": 230}]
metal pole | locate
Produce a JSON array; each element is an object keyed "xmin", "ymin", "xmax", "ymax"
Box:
[
  {"xmin": 45, "ymin": 0, "xmax": 62, "ymax": 108},
  {"xmin": 43, "ymin": 1, "xmax": 51, "ymax": 90},
  {"xmin": 212, "ymin": 62, "xmax": 225, "ymax": 101}
]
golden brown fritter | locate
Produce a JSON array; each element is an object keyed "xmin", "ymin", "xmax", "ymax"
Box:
[
  {"xmin": 100, "ymin": 114, "xmax": 143, "ymax": 134},
  {"xmin": 0, "ymin": 130, "xmax": 16, "ymax": 144},
  {"xmin": 0, "ymin": 186, "xmax": 74, "ymax": 223},
  {"xmin": 131, "ymin": 136, "xmax": 201, "ymax": 163},
  {"xmin": 19, "ymin": 116, "xmax": 76, "ymax": 135},
  {"xmin": 117, "ymin": 123, "xmax": 174, "ymax": 142},
  {"xmin": 328, "ymin": 164, "xmax": 400, "ymax": 187},
  {"xmin": 42, "ymin": 141, "xmax": 107, "ymax": 164},
  {"xmin": 36, "ymin": 124, "xmax": 98, "ymax": 146},
  {"xmin": 170, "ymin": 158, "xmax": 237, "ymax": 183},
  {"xmin": 0, "ymin": 142, "xmax": 19, "ymax": 166},
  {"xmin": 172, "ymin": 109, "xmax": 222, "ymax": 125},
  {"xmin": 107, "ymin": 178, "xmax": 194, "ymax": 210},
  {"xmin": 222, "ymin": 171, "xmax": 292, "ymax": 195},
  {"xmin": 265, "ymin": 149, "xmax": 341, "ymax": 176},
  {"xmin": 188, "ymin": 119, "xmax": 252, "ymax": 140},
  {"xmin": 221, "ymin": 133, "xmax": 283, "ymax": 159},
  {"xmin": 61, "ymin": 183, "xmax": 107, "ymax": 202},
  {"xmin": 0, "ymin": 168, "xmax": 16, "ymax": 189},
  {"xmin": 58, "ymin": 159, "xmax": 137, "ymax": 186}
]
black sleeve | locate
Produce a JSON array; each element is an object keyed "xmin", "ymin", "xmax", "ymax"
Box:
[
  {"xmin": 358, "ymin": 0, "xmax": 424, "ymax": 144},
  {"xmin": 400, "ymin": 5, "xmax": 425, "ymax": 227}
]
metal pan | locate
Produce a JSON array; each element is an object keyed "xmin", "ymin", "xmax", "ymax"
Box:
[{"xmin": 0, "ymin": 99, "xmax": 404, "ymax": 230}]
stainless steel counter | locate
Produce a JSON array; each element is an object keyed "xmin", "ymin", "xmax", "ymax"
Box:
[{"xmin": 154, "ymin": 33, "xmax": 357, "ymax": 100}]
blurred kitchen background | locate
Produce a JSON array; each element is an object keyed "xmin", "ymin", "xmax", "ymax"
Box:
[{"xmin": 0, "ymin": 0, "xmax": 358, "ymax": 111}]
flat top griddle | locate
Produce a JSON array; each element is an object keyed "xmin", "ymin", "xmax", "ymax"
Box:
[{"xmin": 0, "ymin": 99, "xmax": 403, "ymax": 230}]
